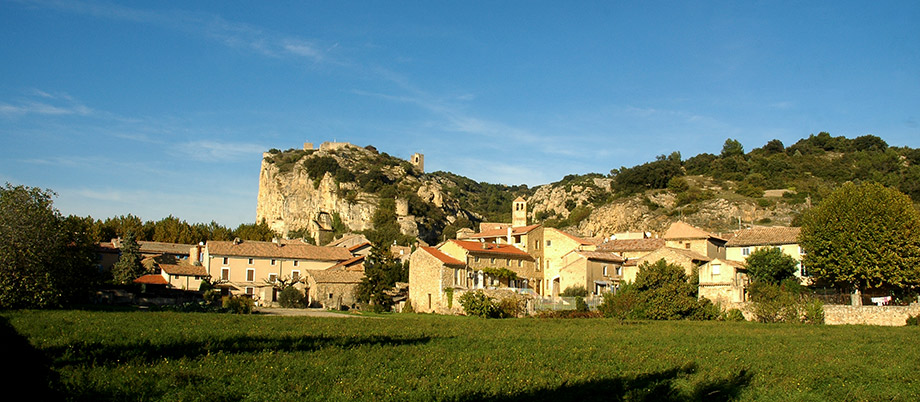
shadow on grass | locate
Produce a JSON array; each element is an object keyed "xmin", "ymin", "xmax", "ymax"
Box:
[
  {"xmin": 0, "ymin": 316, "xmax": 64, "ymax": 400},
  {"xmin": 47, "ymin": 333, "xmax": 436, "ymax": 366},
  {"xmin": 456, "ymin": 363, "xmax": 753, "ymax": 402}
]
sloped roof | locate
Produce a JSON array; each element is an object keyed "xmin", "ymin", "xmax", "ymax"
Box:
[
  {"xmin": 159, "ymin": 263, "xmax": 208, "ymax": 277},
  {"xmin": 325, "ymin": 233, "xmax": 370, "ymax": 248},
  {"xmin": 640, "ymin": 247, "xmax": 712, "ymax": 263},
  {"xmin": 549, "ymin": 228, "xmax": 594, "ymax": 246},
  {"xmin": 207, "ymin": 240, "xmax": 353, "ymax": 261},
  {"xmin": 329, "ymin": 255, "xmax": 365, "ymax": 271},
  {"xmin": 307, "ymin": 269, "xmax": 365, "ymax": 284},
  {"xmin": 469, "ymin": 224, "xmax": 541, "ymax": 239},
  {"xmin": 598, "ymin": 238, "xmax": 665, "ymax": 252},
  {"xmin": 725, "ymin": 227, "xmax": 801, "ymax": 247},
  {"xmin": 447, "ymin": 240, "xmax": 533, "ymax": 259},
  {"xmin": 513, "ymin": 196, "xmax": 526, "ymax": 202},
  {"xmin": 138, "ymin": 241, "xmax": 193, "ymax": 255},
  {"xmin": 663, "ymin": 221, "xmax": 725, "ymax": 241},
  {"xmin": 573, "ymin": 251, "xmax": 625, "ymax": 263},
  {"xmin": 419, "ymin": 246, "xmax": 465, "ymax": 267},
  {"xmin": 348, "ymin": 242, "xmax": 372, "ymax": 252},
  {"xmin": 134, "ymin": 274, "xmax": 168, "ymax": 285}
]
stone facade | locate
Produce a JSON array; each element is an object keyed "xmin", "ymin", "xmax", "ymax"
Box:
[
  {"xmin": 408, "ymin": 246, "xmax": 468, "ymax": 314},
  {"xmin": 823, "ymin": 304, "xmax": 920, "ymax": 326}
]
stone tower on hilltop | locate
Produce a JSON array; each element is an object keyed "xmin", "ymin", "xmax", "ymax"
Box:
[
  {"xmin": 411, "ymin": 153, "xmax": 424, "ymax": 173},
  {"xmin": 512, "ymin": 196, "xmax": 527, "ymax": 227}
]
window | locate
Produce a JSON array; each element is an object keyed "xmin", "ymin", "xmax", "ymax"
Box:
[
  {"xmin": 328, "ymin": 293, "xmax": 333, "ymax": 299},
  {"xmin": 245, "ymin": 287, "xmax": 254, "ymax": 295},
  {"xmin": 506, "ymin": 259, "xmax": 511, "ymax": 266},
  {"xmin": 546, "ymin": 240, "xmax": 552, "ymax": 247},
  {"xmin": 269, "ymin": 273, "xmax": 278, "ymax": 283},
  {"xmin": 222, "ymin": 257, "xmax": 229, "ymax": 265},
  {"xmin": 293, "ymin": 260, "xmax": 299, "ymax": 267},
  {"xmin": 246, "ymin": 269, "xmax": 255, "ymax": 282},
  {"xmin": 685, "ymin": 243, "xmax": 691, "ymax": 249},
  {"xmin": 271, "ymin": 259, "xmax": 276, "ymax": 266},
  {"xmin": 248, "ymin": 258, "xmax": 254, "ymax": 265},
  {"xmin": 798, "ymin": 247, "xmax": 805, "ymax": 255},
  {"xmin": 742, "ymin": 248, "xmax": 750, "ymax": 256},
  {"xmin": 616, "ymin": 266, "xmax": 622, "ymax": 276},
  {"xmin": 603, "ymin": 265, "xmax": 608, "ymax": 276},
  {"xmin": 292, "ymin": 270, "xmax": 300, "ymax": 281},
  {"xmin": 712, "ymin": 264, "xmax": 721, "ymax": 276},
  {"xmin": 221, "ymin": 268, "xmax": 229, "ymax": 281},
  {"xmin": 517, "ymin": 260, "xmax": 523, "ymax": 267},
  {"xmin": 474, "ymin": 256, "xmax": 480, "ymax": 263},
  {"xmin": 490, "ymin": 258, "xmax": 496, "ymax": 264}
]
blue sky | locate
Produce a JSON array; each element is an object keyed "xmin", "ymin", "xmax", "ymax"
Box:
[{"xmin": 1, "ymin": 1, "xmax": 918, "ymax": 226}]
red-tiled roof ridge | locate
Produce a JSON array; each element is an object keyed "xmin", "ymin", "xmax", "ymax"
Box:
[
  {"xmin": 134, "ymin": 274, "xmax": 168, "ymax": 285},
  {"xmin": 469, "ymin": 224, "xmax": 541, "ymax": 239},
  {"xmin": 549, "ymin": 228, "xmax": 593, "ymax": 245},
  {"xmin": 348, "ymin": 242, "xmax": 372, "ymax": 252},
  {"xmin": 206, "ymin": 240, "xmax": 353, "ymax": 261},
  {"xmin": 663, "ymin": 221, "xmax": 725, "ymax": 241},
  {"xmin": 447, "ymin": 240, "xmax": 533, "ymax": 258},
  {"xmin": 420, "ymin": 246, "xmax": 465, "ymax": 266},
  {"xmin": 159, "ymin": 263, "xmax": 208, "ymax": 277},
  {"xmin": 725, "ymin": 226, "xmax": 801, "ymax": 247}
]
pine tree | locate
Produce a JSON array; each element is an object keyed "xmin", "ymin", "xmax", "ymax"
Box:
[{"xmin": 112, "ymin": 231, "xmax": 145, "ymax": 284}]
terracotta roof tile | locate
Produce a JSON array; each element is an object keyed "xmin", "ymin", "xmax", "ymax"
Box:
[
  {"xmin": 469, "ymin": 224, "xmax": 541, "ymax": 239},
  {"xmin": 725, "ymin": 227, "xmax": 801, "ymax": 247},
  {"xmin": 330, "ymin": 255, "xmax": 365, "ymax": 271},
  {"xmin": 134, "ymin": 274, "xmax": 168, "ymax": 285},
  {"xmin": 137, "ymin": 241, "xmax": 193, "ymax": 255},
  {"xmin": 644, "ymin": 247, "xmax": 712, "ymax": 262},
  {"xmin": 420, "ymin": 246, "xmax": 465, "ymax": 266},
  {"xmin": 550, "ymin": 228, "xmax": 594, "ymax": 246},
  {"xmin": 306, "ymin": 269, "xmax": 365, "ymax": 284},
  {"xmin": 207, "ymin": 240, "xmax": 353, "ymax": 261},
  {"xmin": 159, "ymin": 263, "xmax": 208, "ymax": 277},
  {"xmin": 573, "ymin": 251, "xmax": 625, "ymax": 263},
  {"xmin": 598, "ymin": 238, "xmax": 665, "ymax": 252},
  {"xmin": 447, "ymin": 240, "xmax": 533, "ymax": 259},
  {"xmin": 662, "ymin": 221, "xmax": 716, "ymax": 240}
]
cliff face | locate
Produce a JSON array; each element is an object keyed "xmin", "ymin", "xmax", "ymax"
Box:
[{"xmin": 256, "ymin": 156, "xmax": 377, "ymax": 237}]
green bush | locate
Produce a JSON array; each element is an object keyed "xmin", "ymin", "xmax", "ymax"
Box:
[
  {"xmin": 561, "ymin": 286, "xmax": 588, "ymax": 298},
  {"xmin": 278, "ymin": 286, "xmax": 307, "ymax": 308},
  {"xmin": 721, "ymin": 308, "xmax": 746, "ymax": 322},
  {"xmin": 803, "ymin": 299, "xmax": 825, "ymax": 325},
  {"xmin": 402, "ymin": 299, "xmax": 415, "ymax": 313},
  {"xmin": 906, "ymin": 315, "xmax": 920, "ymax": 326},
  {"xmin": 222, "ymin": 295, "xmax": 254, "ymax": 314},
  {"xmin": 598, "ymin": 288, "xmax": 643, "ymax": 320},
  {"xmin": 203, "ymin": 289, "xmax": 222, "ymax": 306},
  {"xmin": 574, "ymin": 296, "xmax": 588, "ymax": 313},
  {"xmin": 496, "ymin": 297, "xmax": 524, "ymax": 318},
  {"xmin": 459, "ymin": 290, "xmax": 499, "ymax": 318}
]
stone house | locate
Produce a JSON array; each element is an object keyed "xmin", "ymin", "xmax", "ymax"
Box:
[
  {"xmin": 408, "ymin": 246, "xmax": 468, "ymax": 313},
  {"xmin": 596, "ymin": 238, "xmax": 666, "ymax": 260},
  {"xmin": 202, "ymin": 239, "xmax": 353, "ymax": 304},
  {"xmin": 303, "ymin": 268, "xmax": 365, "ymax": 310},
  {"xmin": 632, "ymin": 247, "xmax": 712, "ymax": 284},
  {"xmin": 724, "ymin": 226, "xmax": 805, "ymax": 279},
  {"xmin": 438, "ymin": 240, "xmax": 539, "ymax": 292},
  {"xmin": 698, "ymin": 258, "xmax": 748, "ymax": 304},
  {"xmin": 662, "ymin": 221, "xmax": 727, "ymax": 260},
  {"xmin": 558, "ymin": 250, "xmax": 625, "ymax": 296}
]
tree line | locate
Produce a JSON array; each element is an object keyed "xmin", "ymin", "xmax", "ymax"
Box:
[{"xmin": 70, "ymin": 214, "xmax": 280, "ymax": 245}]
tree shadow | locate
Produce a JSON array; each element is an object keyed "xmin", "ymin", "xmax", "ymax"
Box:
[
  {"xmin": 455, "ymin": 362, "xmax": 753, "ymax": 402},
  {"xmin": 0, "ymin": 316, "xmax": 64, "ymax": 400},
  {"xmin": 45, "ymin": 333, "xmax": 437, "ymax": 366}
]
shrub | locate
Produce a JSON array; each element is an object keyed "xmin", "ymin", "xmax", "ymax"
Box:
[
  {"xmin": 721, "ymin": 308, "xmax": 746, "ymax": 322},
  {"xmin": 222, "ymin": 295, "xmax": 254, "ymax": 314},
  {"xmin": 203, "ymin": 289, "xmax": 222, "ymax": 306},
  {"xmin": 459, "ymin": 290, "xmax": 499, "ymax": 318},
  {"xmin": 562, "ymin": 286, "xmax": 588, "ymax": 298},
  {"xmin": 574, "ymin": 296, "xmax": 588, "ymax": 313},
  {"xmin": 402, "ymin": 299, "xmax": 415, "ymax": 313},
  {"xmin": 598, "ymin": 289, "xmax": 643, "ymax": 320},
  {"xmin": 278, "ymin": 286, "xmax": 307, "ymax": 308},
  {"xmin": 496, "ymin": 297, "xmax": 524, "ymax": 318},
  {"xmin": 906, "ymin": 315, "xmax": 920, "ymax": 326},
  {"xmin": 803, "ymin": 299, "xmax": 825, "ymax": 324}
]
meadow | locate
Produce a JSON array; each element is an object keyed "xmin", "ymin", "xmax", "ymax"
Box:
[{"xmin": 3, "ymin": 310, "xmax": 918, "ymax": 401}]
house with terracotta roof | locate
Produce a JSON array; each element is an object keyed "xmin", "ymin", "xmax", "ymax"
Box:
[
  {"xmin": 202, "ymin": 238, "xmax": 354, "ymax": 303},
  {"xmin": 408, "ymin": 246, "xmax": 468, "ymax": 313},
  {"xmin": 303, "ymin": 268, "xmax": 366, "ymax": 310},
  {"xmin": 558, "ymin": 250, "xmax": 625, "ymax": 296},
  {"xmin": 438, "ymin": 240, "xmax": 538, "ymax": 291},
  {"xmin": 698, "ymin": 258, "xmax": 749, "ymax": 304},
  {"xmin": 662, "ymin": 221, "xmax": 727, "ymax": 259},
  {"xmin": 725, "ymin": 226, "xmax": 805, "ymax": 278}
]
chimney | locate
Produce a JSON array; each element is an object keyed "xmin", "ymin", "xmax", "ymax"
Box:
[
  {"xmin": 233, "ymin": 237, "xmax": 241, "ymax": 245},
  {"xmin": 272, "ymin": 237, "xmax": 281, "ymax": 246}
]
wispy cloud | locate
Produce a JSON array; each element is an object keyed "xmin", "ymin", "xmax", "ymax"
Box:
[
  {"xmin": 0, "ymin": 89, "xmax": 94, "ymax": 117},
  {"xmin": 20, "ymin": 0, "xmax": 335, "ymax": 64}
]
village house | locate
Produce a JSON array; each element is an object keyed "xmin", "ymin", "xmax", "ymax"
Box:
[
  {"xmin": 202, "ymin": 238, "xmax": 354, "ymax": 304},
  {"xmin": 558, "ymin": 250, "xmax": 625, "ymax": 296},
  {"xmin": 698, "ymin": 258, "xmax": 748, "ymax": 304},
  {"xmin": 438, "ymin": 240, "xmax": 538, "ymax": 291},
  {"xmin": 303, "ymin": 268, "xmax": 365, "ymax": 310},
  {"xmin": 408, "ymin": 246, "xmax": 468, "ymax": 313},
  {"xmin": 724, "ymin": 226, "xmax": 805, "ymax": 278},
  {"xmin": 597, "ymin": 237, "xmax": 665, "ymax": 260},
  {"xmin": 661, "ymin": 221, "xmax": 727, "ymax": 260}
]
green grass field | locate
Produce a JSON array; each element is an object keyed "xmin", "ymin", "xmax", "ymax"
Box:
[{"xmin": 3, "ymin": 310, "xmax": 918, "ymax": 401}]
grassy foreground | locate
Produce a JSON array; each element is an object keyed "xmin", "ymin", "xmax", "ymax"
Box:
[{"xmin": 2, "ymin": 310, "xmax": 918, "ymax": 401}]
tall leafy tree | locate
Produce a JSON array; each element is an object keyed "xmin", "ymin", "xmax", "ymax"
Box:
[
  {"xmin": 112, "ymin": 231, "xmax": 145, "ymax": 285},
  {"xmin": 0, "ymin": 184, "xmax": 95, "ymax": 308},
  {"xmin": 355, "ymin": 245, "xmax": 408, "ymax": 312},
  {"xmin": 744, "ymin": 247, "xmax": 798, "ymax": 284},
  {"xmin": 799, "ymin": 182, "xmax": 920, "ymax": 293}
]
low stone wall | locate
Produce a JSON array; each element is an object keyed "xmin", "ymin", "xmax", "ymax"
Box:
[{"xmin": 824, "ymin": 304, "xmax": 920, "ymax": 326}]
